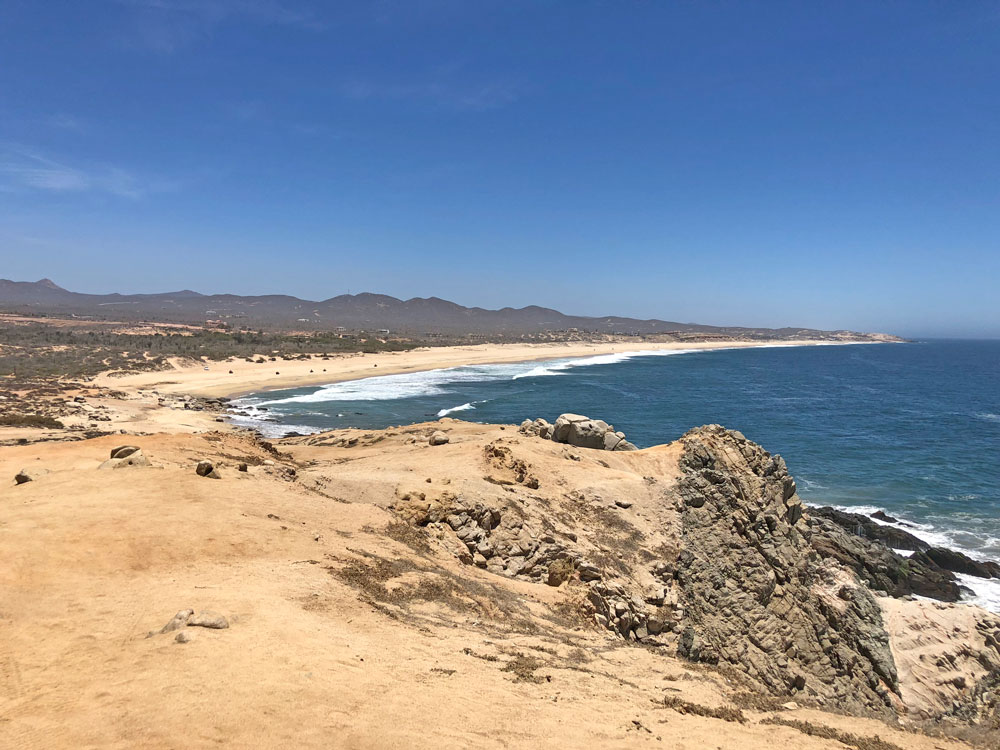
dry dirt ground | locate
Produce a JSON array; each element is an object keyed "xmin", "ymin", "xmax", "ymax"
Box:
[{"xmin": 0, "ymin": 422, "xmax": 988, "ymax": 749}]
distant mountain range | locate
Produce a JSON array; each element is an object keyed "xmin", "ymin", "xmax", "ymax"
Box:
[{"xmin": 0, "ymin": 278, "xmax": 897, "ymax": 340}]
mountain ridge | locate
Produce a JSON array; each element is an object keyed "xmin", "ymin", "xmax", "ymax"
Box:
[{"xmin": 0, "ymin": 278, "xmax": 899, "ymax": 340}]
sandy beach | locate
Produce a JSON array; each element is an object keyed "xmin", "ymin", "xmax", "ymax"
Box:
[{"xmin": 94, "ymin": 339, "xmax": 867, "ymax": 402}]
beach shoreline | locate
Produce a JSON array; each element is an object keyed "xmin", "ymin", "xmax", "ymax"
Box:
[{"xmin": 93, "ymin": 338, "xmax": 889, "ymax": 402}]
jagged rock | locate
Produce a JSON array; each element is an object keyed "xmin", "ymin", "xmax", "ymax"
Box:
[
  {"xmin": 429, "ymin": 431, "xmax": 450, "ymax": 446},
  {"xmin": 195, "ymin": 460, "xmax": 220, "ymax": 479},
  {"xmin": 916, "ymin": 547, "xmax": 1000, "ymax": 580},
  {"xmin": 110, "ymin": 445, "xmax": 141, "ymax": 459},
  {"xmin": 809, "ymin": 518, "xmax": 966, "ymax": 601},
  {"xmin": 188, "ymin": 611, "xmax": 229, "ymax": 629},
  {"xmin": 671, "ymin": 425, "xmax": 899, "ymax": 715},
  {"xmin": 810, "ymin": 507, "xmax": 929, "ymax": 552},
  {"xmin": 947, "ymin": 668, "xmax": 1000, "ymax": 727}
]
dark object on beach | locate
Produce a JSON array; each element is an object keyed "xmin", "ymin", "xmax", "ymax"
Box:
[{"xmin": 195, "ymin": 460, "xmax": 220, "ymax": 479}]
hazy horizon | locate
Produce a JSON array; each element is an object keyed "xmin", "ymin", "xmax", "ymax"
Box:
[{"xmin": 2, "ymin": 2, "xmax": 999, "ymax": 339}]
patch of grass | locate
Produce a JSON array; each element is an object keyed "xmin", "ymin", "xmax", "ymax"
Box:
[
  {"xmin": 730, "ymin": 691, "xmax": 787, "ymax": 712},
  {"xmin": 331, "ymin": 553, "xmax": 537, "ymax": 634},
  {"xmin": 500, "ymin": 653, "xmax": 549, "ymax": 684},
  {"xmin": 659, "ymin": 696, "xmax": 746, "ymax": 723},
  {"xmin": 382, "ymin": 521, "xmax": 432, "ymax": 553},
  {"xmin": 761, "ymin": 718, "xmax": 901, "ymax": 750}
]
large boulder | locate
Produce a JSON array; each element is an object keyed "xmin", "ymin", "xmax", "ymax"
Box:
[
  {"xmin": 98, "ymin": 449, "xmax": 151, "ymax": 470},
  {"xmin": 549, "ymin": 413, "xmax": 639, "ymax": 451},
  {"xmin": 551, "ymin": 413, "xmax": 591, "ymax": 443}
]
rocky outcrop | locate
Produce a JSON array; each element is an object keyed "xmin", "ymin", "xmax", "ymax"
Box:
[
  {"xmin": 808, "ymin": 515, "xmax": 968, "ymax": 601},
  {"xmin": 808, "ymin": 507, "xmax": 1000, "ymax": 601},
  {"xmin": 916, "ymin": 547, "xmax": 1000, "ymax": 580},
  {"xmin": 810, "ymin": 506, "xmax": 930, "ymax": 551},
  {"xmin": 671, "ymin": 426, "xmax": 898, "ymax": 715},
  {"xmin": 519, "ymin": 413, "xmax": 638, "ymax": 451},
  {"xmin": 392, "ymin": 423, "xmax": 912, "ymax": 714}
]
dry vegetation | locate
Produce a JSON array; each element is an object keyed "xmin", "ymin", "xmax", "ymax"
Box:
[{"xmin": 0, "ymin": 322, "xmax": 420, "ymax": 380}]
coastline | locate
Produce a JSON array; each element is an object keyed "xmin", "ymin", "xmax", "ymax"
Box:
[{"xmin": 93, "ymin": 338, "xmax": 885, "ymax": 402}]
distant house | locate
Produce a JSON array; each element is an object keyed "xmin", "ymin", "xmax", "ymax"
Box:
[{"xmin": 377, "ymin": 329, "xmax": 390, "ymax": 335}]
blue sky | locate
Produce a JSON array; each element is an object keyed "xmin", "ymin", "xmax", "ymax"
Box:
[{"xmin": 1, "ymin": 1, "xmax": 998, "ymax": 337}]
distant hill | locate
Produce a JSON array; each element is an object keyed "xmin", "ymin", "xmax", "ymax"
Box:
[{"xmin": 0, "ymin": 278, "xmax": 898, "ymax": 340}]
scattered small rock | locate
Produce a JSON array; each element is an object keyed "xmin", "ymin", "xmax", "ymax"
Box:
[
  {"xmin": 175, "ymin": 630, "xmax": 195, "ymax": 644},
  {"xmin": 14, "ymin": 467, "xmax": 49, "ymax": 485},
  {"xmin": 151, "ymin": 609, "xmax": 194, "ymax": 636},
  {"xmin": 429, "ymin": 431, "xmax": 450, "ymax": 446},
  {"xmin": 195, "ymin": 460, "xmax": 220, "ymax": 479}
]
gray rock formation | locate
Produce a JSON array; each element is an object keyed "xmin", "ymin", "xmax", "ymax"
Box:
[
  {"xmin": 520, "ymin": 413, "xmax": 638, "ymax": 451},
  {"xmin": 672, "ymin": 426, "xmax": 897, "ymax": 714}
]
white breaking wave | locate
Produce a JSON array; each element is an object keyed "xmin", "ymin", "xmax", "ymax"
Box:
[
  {"xmin": 244, "ymin": 347, "xmax": 717, "ymax": 406},
  {"xmin": 224, "ymin": 414, "xmax": 322, "ymax": 439},
  {"xmin": 437, "ymin": 401, "xmax": 477, "ymax": 417},
  {"xmin": 956, "ymin": 573, "xmax": 1000, "ymax": 613},
  {"xmin": 511, "ymin": 348, "xmax": 704, "ymax": 379}
]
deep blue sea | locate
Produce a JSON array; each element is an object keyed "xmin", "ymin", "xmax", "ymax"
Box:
[{"xmin": 231, "ymin": 340, "xmax": 1000, "ymax": 609}]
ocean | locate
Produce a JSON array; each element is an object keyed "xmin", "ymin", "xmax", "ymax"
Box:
[{"xmin": 230, "ymin": 339, "xmax": 1000, "ymax": 610}]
